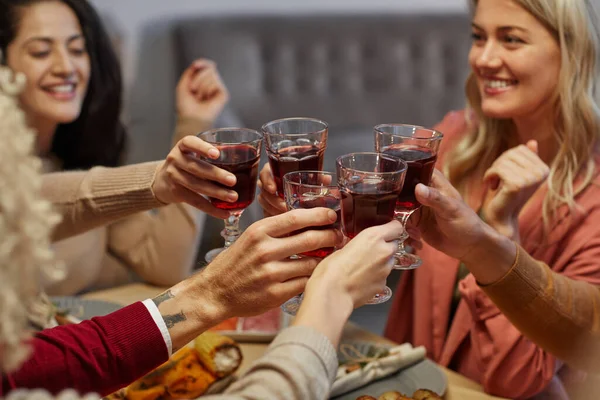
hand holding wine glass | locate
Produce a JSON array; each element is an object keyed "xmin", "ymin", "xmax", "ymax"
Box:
[
  {"xmin": 295, "ymin": 219, "xmax": 402, "ymax": 340},
  {"xmin": 409, "ymin": 170, "xmax": 516, "ymax": 285},
  {"xmin": 279, "ymin": 170, "xmax": 341, "ymax": 315},
  {"xmin": 301, "ymin": 219, "xmax": 403, "ymax": 309},
  {"xmin": 152, "ymin": 135, "xmax": 239, "ymax": 220},
  {"xmin": 337, "ymin": 152, "xmax": 407, "ymax": 304}
]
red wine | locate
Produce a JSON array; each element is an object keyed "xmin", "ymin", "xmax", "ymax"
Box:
[
  {"xmin": 341, "ymin": 182, "xmax": 398, "ymax": 239},
  {"xmin": 209, "ymin": 145, "xmax": 260, "ymax": 211},
  {"xmin": 268, "ymin": 145, "xmax": 325, "ymax": 198},
  {"xmin": 291, "ymin": 195, "xmax": 341, "ymax": 258},
  {"xmin": 383, "ymin": 146, "xmax": 437, "ymax": 211}
]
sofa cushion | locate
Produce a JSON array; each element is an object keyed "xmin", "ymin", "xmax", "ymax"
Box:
[{"xmin": 174, "ymin": 14, "xmax": 472, "ymax": 131}]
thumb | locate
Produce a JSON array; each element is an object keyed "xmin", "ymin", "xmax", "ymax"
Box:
[
  {"xmin": 526, "ymin": 140, "xmax": 538, "ymax": 154},
  {"xmin": 415, "ymin": 183, "xmax": 461, "ymax": 219}
]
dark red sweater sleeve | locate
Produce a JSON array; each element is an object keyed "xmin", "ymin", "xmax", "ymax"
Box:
[{"xmin": 1, "ymin": 301, "xmax": 169, "ymax": 396}]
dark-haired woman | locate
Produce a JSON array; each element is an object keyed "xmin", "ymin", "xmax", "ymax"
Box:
[{"xmin": 1, "ymin": 0, "xmax": 230, "ymax": 294}]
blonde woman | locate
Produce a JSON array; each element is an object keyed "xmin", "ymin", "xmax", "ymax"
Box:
[
  {"xmin": 382, "ymin": 0, "xmax": 600, "ymax": 398},
  {"xmin": 253, "ymin": 0, "xmax": 600, "ymax": 397},
  {"xmin": 0, "ymin": 56, "xmax": 403, "ymax": 398}
]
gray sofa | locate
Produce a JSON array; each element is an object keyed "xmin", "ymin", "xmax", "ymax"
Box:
[{"xmin": 175, "ymin": 14, "xmax": 470, "ymax": 131}]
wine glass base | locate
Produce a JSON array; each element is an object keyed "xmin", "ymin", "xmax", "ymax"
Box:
[
  {"xmin": 393, "ymin": 252, "xmax": 422, "ymax": 270},
  {"xmin": 281, "ymin": 294, "xmax": 304, "ymax": 316},
  {"xmin": 366, "ymin": 286, "xmax": 392, "ymax": 304},
  {"xmin": 205, "ymin": 247, "xmax": 226, "ymax": 264}
]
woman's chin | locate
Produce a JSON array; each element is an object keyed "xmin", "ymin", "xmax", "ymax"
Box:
[
  {"xmin": 44, "ymin": 111, "xmax": 80, "ymax": 125},
  {"xmin": 480, "ymin": 105, "xmax": 516, "ymax": 120}
]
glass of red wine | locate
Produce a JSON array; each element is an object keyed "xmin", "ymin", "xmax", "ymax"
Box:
[
  {"xmin": 197, "ymin": 128, "xmax": 263, "ymax": 263},
  {"xmin": 374, "ymin": 124, "xmax": 443, "ymax": 270},
  {"xmin": 280, "ymin": 170, "xmax": 341, "ymax": 315},
  {"xmin": 262, "ymin": 117, "xmax": 328, "ymax": 198},
  {"xmin": 336, "ymin": 152, "xmax": 407, "ymax": 304}
]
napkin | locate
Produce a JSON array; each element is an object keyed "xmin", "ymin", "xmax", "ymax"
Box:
[{"xmin": 330, "ymin": 342, "xmax": 426, "ymax": 397}]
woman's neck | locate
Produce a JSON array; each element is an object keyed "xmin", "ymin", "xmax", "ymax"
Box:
[
  {"xmin": 27, "ymin": 114, "xmax": 58, "ymax": 157},
  {"xmin": 512, "ymin": 113, "xmax": 558, "ymax": 165}
]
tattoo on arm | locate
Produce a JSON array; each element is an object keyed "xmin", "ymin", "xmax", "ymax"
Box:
[
  {"xmin": 153, "ymin": 290, "xmax": 174, "ymax": 307},
  {"xmin": 163, "ymin": 311, "xmax": 187, "ymax": 329}
]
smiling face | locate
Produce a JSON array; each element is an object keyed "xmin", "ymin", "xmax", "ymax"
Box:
[
  {"xmin": 6, "ymin": 1, "xmax": 90, "ymax": 136},
  {"xmin": 468, "ymin": 0, "xmax": 561, "ymax": 120}
]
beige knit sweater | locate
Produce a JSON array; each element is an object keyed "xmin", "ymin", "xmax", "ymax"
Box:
[{"xmin": 42, "ymin": 118, "xmax": 210, "ymax": 294}]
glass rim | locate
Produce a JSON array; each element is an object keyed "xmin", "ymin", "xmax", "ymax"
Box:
[
  {"xmin": 336, "ymin": 151, "xmax": 407, "ymax": 175},
  {"xmin": 374, "ymin": 123, "xmax": 444, "ymax": 141},
  {"xmin": 283, "ymin": 170, "xmax": 338, "ymax": 190},
  {"xmin": 197, "ymin": 127, "xmax": 263, "ymax": 145},
  {"xmin": 261, "ymin": 117, "xmax": 329, "ymax": 136}
]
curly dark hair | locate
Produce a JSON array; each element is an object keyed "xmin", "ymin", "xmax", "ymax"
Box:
[{"xmin": 0, "ymin": 0, "xmax": 127, "ymax": 169}]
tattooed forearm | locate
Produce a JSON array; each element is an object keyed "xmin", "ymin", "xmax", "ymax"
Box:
[
  {"xmin": 163, "ymin": 311, "xmax": 187, "ymax": 329},
  {"xmin": 153, "ymin": 290, "xmax": 174, "ymax": 307}
]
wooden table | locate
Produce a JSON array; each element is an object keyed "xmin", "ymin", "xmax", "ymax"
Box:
[{"xmin": 84, "ymin": 283, "xmax": 506, "ymax": 400}]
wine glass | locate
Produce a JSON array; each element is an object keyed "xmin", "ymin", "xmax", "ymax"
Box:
[
  {"xmin": 262, "ymin": 117, "xmax": 328, "ymax": 198},
  {"xmin": 280, "ymin": 170, "xmax": 341, "ymax": 316},
  {"xmin": 336, "ymin": 152, "xmax": 407, "ymax": 304},
  {"xmin": 374, "ymin": 124, "xmax": 443, "ymax": 270},
  {"xmin": 198, "ymin": 128, "xmax": 263, "ymax": 263}
]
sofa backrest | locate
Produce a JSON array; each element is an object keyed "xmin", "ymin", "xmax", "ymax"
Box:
[{"xmin": 174, "ymin": 14, "xmax": 472, "ymax": 131}]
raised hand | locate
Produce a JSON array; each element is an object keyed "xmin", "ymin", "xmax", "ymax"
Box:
[
  {"xmin": 481, "ymin": 140, "xmax": 549, "ymax": 241},
  {"xmin": 176, "ymin": 59, "xmax": 229, "ymax": 126}
]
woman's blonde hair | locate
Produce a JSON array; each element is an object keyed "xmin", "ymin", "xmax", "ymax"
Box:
[
  {"xmin": 444, "ymin": 0, "xmax": 600, "ymax": 230},
  {"xmin": 0, "ymin": 59, "xmax": 62, "ymax": 372}
]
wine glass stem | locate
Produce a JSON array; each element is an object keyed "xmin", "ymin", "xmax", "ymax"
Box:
[
  {"xmin": 222, "ymin": 211, "xmax": 243, "ymax": 249},
  {"xmin": 396, "ymin": 210, "xmax": 415, "ymax": 252}
]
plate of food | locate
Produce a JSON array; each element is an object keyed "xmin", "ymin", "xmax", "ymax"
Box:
[
  {"xmin": 208, "ymin": 308, "xmax": 291, "ymax": 342},
  {"xmin": 331, "ymin": 341, "xmax": 446, "ymax": 400},
  {"xmin": 106, "ymin": 331, "xmax": 242, "ymax": 400}
]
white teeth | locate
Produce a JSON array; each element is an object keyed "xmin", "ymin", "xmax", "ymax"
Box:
[
  {"xmin": 48, "ymin": 84, "xmax": 74, "ymax": 93},
  {"xmin": 485, "ymin": 80, "xmax": 515, "ymax": 89}
]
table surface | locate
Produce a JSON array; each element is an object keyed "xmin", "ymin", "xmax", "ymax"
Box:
[{"xmin": 83, "ymin": 283, "xmax": 506, "ymax": 400}]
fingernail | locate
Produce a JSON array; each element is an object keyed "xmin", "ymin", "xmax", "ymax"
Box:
[
  {"xmin": 327, "ymin": 209, "xmax": 337, "ymax": 221},
  {"xmin": 227, "ymin": 191, "xmax": 238, "ymax": 201},
  {"xmin": 416, "ymin": 184, "xmax": 429, "ymax": 199},
  {"xmin": 225, "ymin": 175, "xmax": 236, "ymax": 186},
  {"xmin": 208, "ymin": 149, "xmax": 219, "ymax": 159}
]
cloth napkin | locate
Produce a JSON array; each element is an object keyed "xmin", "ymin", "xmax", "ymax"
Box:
[{"xmin": 330, "ymin": 342, "xmax": 426, "ymax": 397}]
